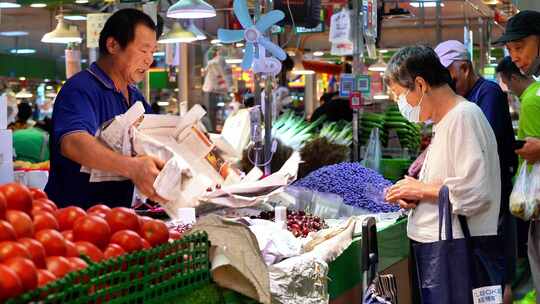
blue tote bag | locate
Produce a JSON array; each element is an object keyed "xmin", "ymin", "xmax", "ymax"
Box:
[{"xmin": 412, "ymin": 186, "xmax": 505, "ymax": 304}]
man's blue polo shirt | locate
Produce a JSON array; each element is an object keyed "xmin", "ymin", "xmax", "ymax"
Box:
[
  {"xmin": 45, "ymin": 62, "xmax": 152, "ymax": 209},
  {"xmin": 465, "ymin": 77, "xmax": 517, "ymax": 215}
]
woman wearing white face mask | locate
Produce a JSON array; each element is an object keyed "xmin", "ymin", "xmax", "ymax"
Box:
[{"xmin": 384, "ymin": 46, "xmax": 504, "ymax": 303}]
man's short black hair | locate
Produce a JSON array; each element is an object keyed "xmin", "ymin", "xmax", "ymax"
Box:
[
  {"xmin": 99, "ymin": 8, "xmax": 157, "ymax": 56},
  {"xmin": 17, "ymin": 102, "xmax": 32, "ymax": 122},
  {"xmin": 384, "ymin": 45, "xmax": 453, "ymax": 90},
  {"xmin": 496, "ymin": 56, "xmax": 527, "ymax": 80}
]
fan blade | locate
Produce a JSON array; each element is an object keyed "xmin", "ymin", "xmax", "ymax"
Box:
[
  {"xmin": 255, "ymin": 10, "xmax": 285, "ymax": 32},
  {"xmin": 217, "ymin": 29, "xmax": 245, "ymax": 43},
  {"xmin": 234, "ymin": 0, "xmax": 254, "ymax": 29},
  {"xmin": 242, "ymin": 42, "xmax": 255, "ymax": 70},
  {"xmin": 258, "ymin": 37, "xmax": 286, "ymax": 60}
]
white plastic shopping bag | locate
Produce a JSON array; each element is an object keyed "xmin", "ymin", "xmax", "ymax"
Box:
[
  {"xmin": 510, "ymin": 162, "xmax": 540, "ymax": 220},
  {"xmin": 361, "ymin": 128, "xmax": 382, "ymax": 172}
]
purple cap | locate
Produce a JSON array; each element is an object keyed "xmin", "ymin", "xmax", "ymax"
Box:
[{"xmin": 434, "ymin": 40, "xmax": 470, "ymax": 68}]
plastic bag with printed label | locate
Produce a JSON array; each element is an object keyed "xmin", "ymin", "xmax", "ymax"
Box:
[{"xmin": 510, "ymin": 162, "xmax": 540, "ymax": 220}]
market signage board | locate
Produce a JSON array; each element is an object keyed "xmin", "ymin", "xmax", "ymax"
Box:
[
  {"xmin": 339, "ymin": 74, "xmax": 355, "ymax": 97},
  {"xmin": 340, "ymin": 74, "xmax": 370, "ymax": 97},
  {"xmin": 349, "ymin": 91, "xmax": 363, "ymax": 110},
  {"xmin": 87, "ymin": 13, "xmax": 112, "ymax": 48},
  {"xmin": 356, "ymin": 75, "xmax": 370, "ymax": 93}
]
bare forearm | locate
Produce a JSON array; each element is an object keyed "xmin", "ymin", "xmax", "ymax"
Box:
[
  {"xmin": 421, "ymin": 182, "xmax": 442, "ymax": 202},
  {"xmin": 60, "ymin": 132, "xmax": 134, "ymax": 178}
]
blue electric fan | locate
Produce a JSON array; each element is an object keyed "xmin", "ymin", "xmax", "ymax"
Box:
[{"xmin": 217, "ymin": 0, "xmax": 287, "ymax": 73}]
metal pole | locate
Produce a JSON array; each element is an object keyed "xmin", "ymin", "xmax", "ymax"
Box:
[
  {"xmin": 263, "ymin": 0, "xmax": 274, "ymax": 175},
  {"xmin": 351, "ymin": 0, "xmax": 363, "ymax": 162},
  {"xmin": 436, "ymin": 0, "xmax": 442, "ymax": 43}
]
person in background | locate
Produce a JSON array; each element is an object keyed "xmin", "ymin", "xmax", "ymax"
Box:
[
  {"xmin": 12, "ymin": 117, "xmax": 51, "ymax": 163},
  {"xmin": 494, "ymin": 11, "xmax": 540, "ymax": 302},
  {"xmin": 309, "ymin": 92, "xmax": 352, "ymax": 122},
  {"xmin": 497, "ymin": 56, "xmax": 540, "ymax": 148},
  {"xmin": 497, "ymin": 56, "xmax": 540, "ymax": 298},
  {"xmin": 495, "ymin": 11, "xmax": 540, "ymax": 162},
  {"xmin": 384, "ymin": 45, "xmax": 502, "ymax": 303},
  {"xmin": 435, "ymin": 41, "xmax": 518, "ymax": 302},
  {"xmin": 8, "ymin": 102, "xmax": 33, "ymax": 131},
  {"xmin": 45, "ymin": 9, "xmax": 164, "ymax": 209}
]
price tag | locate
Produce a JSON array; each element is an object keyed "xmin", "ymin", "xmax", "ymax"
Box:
[{"xmin": 349, "ymin": 91, "xmax": 363, "ymax": 110}]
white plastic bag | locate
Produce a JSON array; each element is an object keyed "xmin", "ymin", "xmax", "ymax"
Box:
[
  {"xmin": 510, "ymin": 162, "xmax": 540, "ymax": 220},
  {"xmin": 528, "ymin": 163, "xmax": 540, "ymax": 219},
  {"xmin": 361, "ymin": 128, "xmax": 382, "ymax": 172}
]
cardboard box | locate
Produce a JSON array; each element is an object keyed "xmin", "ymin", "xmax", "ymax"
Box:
[{"xmin": 0, "ymin": 129, "xmax": 14, "ymax": 183}]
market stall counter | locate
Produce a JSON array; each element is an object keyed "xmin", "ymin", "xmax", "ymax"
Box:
[{"xmin": 199, "ymin": 217, "xmax": 411, "ymax": 304}]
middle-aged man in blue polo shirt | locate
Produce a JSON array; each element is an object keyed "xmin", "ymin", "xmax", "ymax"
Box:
[
  {"xmin": 435, "ymin": 40, "xmax": 518, "ymax": 303},
  {"xmin": 45, "ymin": 9, "xmax": 166, "ymax": 209}
]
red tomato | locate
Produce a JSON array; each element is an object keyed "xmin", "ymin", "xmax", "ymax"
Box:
[
  {"xmin": 169, "ymin": 230, "xmax": 182, "ymax": 240},
  {"xmin": 29, "ymin": 188, "xmax": 48, "ymax": 200},
  {"xmin": 65, "ymin": 240, "xmax": 79, "ymax": 257},
  {"xmin": 89, "ymin": 212, "xmax": 107, "ymax": 219},
  {"xmin": 37, "ymin": 269, "xmax": 56, "ymax": 287},
  {"xmin": 73, "ymin": 215, "xmax": 111, "ymax": 250},
  {"xmin": 87, "ymin": 204, "xmax": 112, "ymax": 216},
  {"xmin": 138, "ymin": 216, "xmax": 153, "ymax": 228},
  {"xmin": 55, "ymin": 207, "xmax": 86, "ymax": 231},
  {"xmin": 6, "ymin": 210, "xmax": 34, "ymax": 238},
  {"xmin": 18, "ymin": 238, "xmax": 46, "ymax": 268},
  {"xmin": 3, "ymin": 257, "xmax": 38, "ymax": 292},
  {"xmin": 33, "ymin": 211, "xmax": 59, "ymax": 232},
  {"xmin": 0, "ymin": 192, "xmax": 6, "ymax": 220},
  {"xmin": 0, "ymin": 264, "xmax": 23, "ymax": 301},
  {"xmin": 33, "ymin": 198, "xmax": 57, "ymax": 211},
  {"xmin": 0, "ymin": 241, "xmax": 31, "ymax": 261},
  {"xmin": 62, "ymin": 230, "xmax": 74, "ymax": 241},
  {"xmin": 0, "ymin": 183, "xmax": 32, "ymax": 214},
  {"xmin": 141, "ymin": 238, "xmax": 151, "ymax": 249},
  {"xmin": 68, "ymin": 257, "xmax": 88, "ymax": 271},
  {"xmin": 74, "ymin": 241, "xmax": 104, "ymax": 262},
  {"xmin": 35, "ymin": 229, "xmax": 66, "ymax": 256},
  {"xmin": 110, "ymin": 230, "xmax": 143, "ymax": 253},
  {"xmin": 0, "ymin": 220, "xmax": 16, "ymax": 241},
  {"xmin": 141, "ymin": 220, "xmax": 169, "ymax": 247},
  {"xmin": 45, "ymin": 256, "xmax": 72, "ymax": 278},
  {"xmin": 106, "ymin": 207, "xmax": 140, "ymax": 234},
  {"xmin": 32, "ymin": 200, "xmax": 56, "ymax": 215},
  {"xmin": 104, "ymin": 244, "xmax": 125, "ymax": 259}
]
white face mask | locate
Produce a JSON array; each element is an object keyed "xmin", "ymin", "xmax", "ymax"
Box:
[{"xmin": 397, "ymin": 89, "xmax": 424, "ymax": 123}]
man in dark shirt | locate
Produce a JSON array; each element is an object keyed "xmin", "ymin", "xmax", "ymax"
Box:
[
  {"xmin": 436, "ymin": 40, "xmax": 518, "ymax": 303},
  {"xmin": 45, "ymin": 9, "xmax": 165, "ymax": 209}
]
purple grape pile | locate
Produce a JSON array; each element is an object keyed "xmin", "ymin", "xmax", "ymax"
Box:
[
  {"xmin": 293, "ymin": 162, "xmax": 399, "ymax": 213},
  {"xmin": 252, "ymin": 210, "xmax": 326, "ymax": 238}
]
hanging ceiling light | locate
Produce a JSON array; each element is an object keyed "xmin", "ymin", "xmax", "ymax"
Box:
[
  {"xmin": 158, "ymin": 22, "xmax": 197, "ymax": 44},
  {"xmin": 167, "ymin": 0, "xmax": 216, "ymax": 19},
  {"xmin": 224, "ymin": 47, "xmax": 243, "ymax": 64},
  {"xmin": 42, "ymin": 15, "xmax": 82, "ymax": 44},
  {"xmin": 15, "ymin": 88, "xmax": 33, "ymax": 99},
  {"xmin": 368, "ymin": 54, "xmax": 387, "ymax": 72},
  {"xmin": 291, "ymin": 51, "xmax": 315, "ymax": 75},
  {"xmin": 187, "ymin": 22, "xmax": 207, "ymax": 40},
  {"xmin": 0, "ymin": 0, "xmax": 21, "ymax": 8}
]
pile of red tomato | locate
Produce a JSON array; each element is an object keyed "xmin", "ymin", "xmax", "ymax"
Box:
[{"xmin": 0, "ymin": 183, "xmax": 182, "ymax": 302}]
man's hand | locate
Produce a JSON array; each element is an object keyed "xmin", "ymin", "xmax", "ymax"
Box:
[
  {"xmin": 516, "ymin": 137, "xmax": 540, "ymax": 163},
  {"xmin": 127, "ymin": 155, "xmax": 167, "ymax": 203}
]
